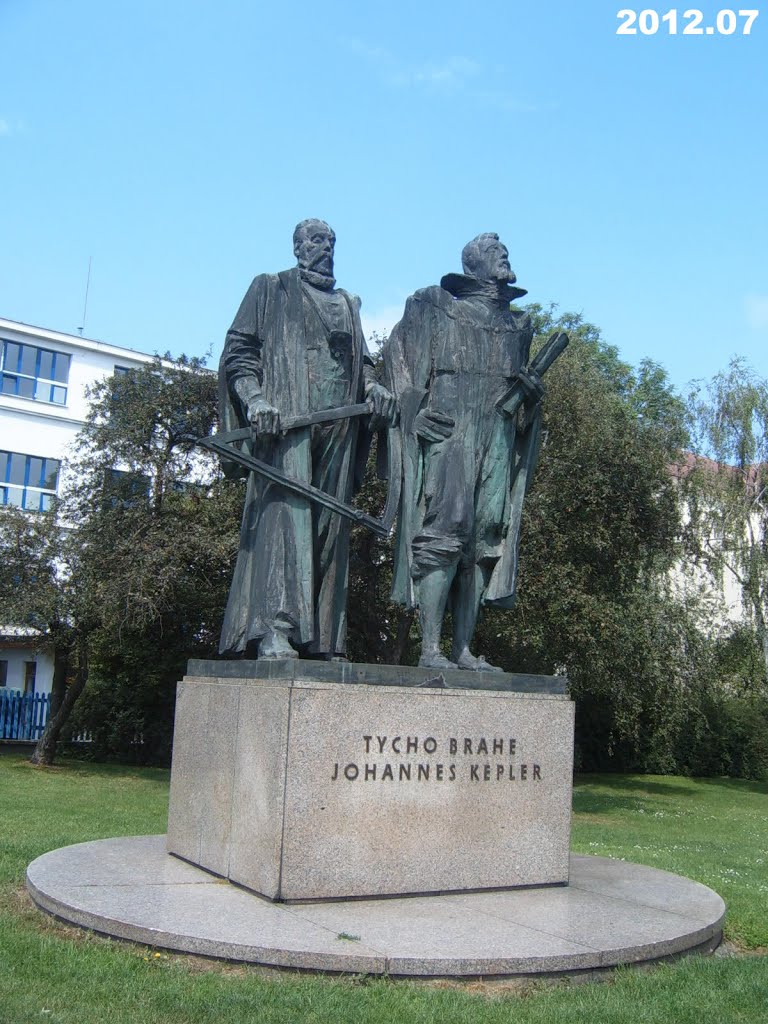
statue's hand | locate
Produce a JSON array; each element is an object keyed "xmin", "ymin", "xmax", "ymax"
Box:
[
  {"xmin": 366, "ymin": 383, "xmax": 399, "ymax": 430},
  {"xmin": 413, "ymin": 409, "xmax": 454, "ymax": 443},
  {"xmin": 246, "ymin": 397, "xmax": 281, "ymax": 438},
  {"xmin": 518, "ymin": 368, "xmax": 546, "ymax": 407}
]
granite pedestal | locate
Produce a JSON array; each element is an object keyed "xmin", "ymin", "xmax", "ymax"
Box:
[
  {"xmin": 27, "ymin": 661, "xmax": 727, "ymax": 975},
  {"xmin": 166, "ymin": 661, "xmax": 574, "ymax": 901}
]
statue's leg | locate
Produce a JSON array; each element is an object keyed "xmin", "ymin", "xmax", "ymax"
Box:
[
  {"xmin": 413, "ymin": 437, "xmax": 470, "ymax": 670},
  {"xmin": 451, "ymin": 564, "xmax": 504, "ymax": 672},
  {"xmin": 416, "ymin": 565, "xmax": 458, "ymax": 670},
  {"xmin": 308, "ymin": 420, "xmax": 355, "ymax": 658}
]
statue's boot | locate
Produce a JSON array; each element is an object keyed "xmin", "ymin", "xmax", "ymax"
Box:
[
  {"xmin": 258, "ymin": 622, "xmax": 299, "ymax": 660},
  {"xmin": 419, "ymin": 651, "xmax": 458, "ymax": 670},
  {"xmin": 454, "ymin": 649, "xmax": 504, "ymax": 673},
  {"xmin": 417, "ymin": 566, "xmax": 458, "ymax": 670}
]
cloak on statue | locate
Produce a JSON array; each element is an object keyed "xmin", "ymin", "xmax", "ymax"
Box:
[
  {"xmin": 218, "ymin": 267, "xmax": 373, "ymax": 657},
  {"xmin": 383, "ymin": 275, "xmax": 543, "ymax": 616}
]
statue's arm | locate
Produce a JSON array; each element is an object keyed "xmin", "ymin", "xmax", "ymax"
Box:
[
  {"xmin": 221, "ymin": 276, "xmax": 280, "ymax": 436},
  {"xmin": 345, "ymin": 292, "xmax": 397, "ymax": 427},
  {"xmin": 386, "ymin": 293, "xmax": 452, "ymax": 441}
]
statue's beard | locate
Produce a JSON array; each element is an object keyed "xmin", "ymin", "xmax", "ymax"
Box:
[{"xmin": 299, "ymin": 256, "xmax": 335, "ymax": 290}]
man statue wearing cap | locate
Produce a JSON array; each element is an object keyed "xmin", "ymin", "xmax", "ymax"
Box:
[
  {"xmin": 218, "ymin": 218, "xmax": 395, "ymax": 660},
  {"xmin": 383, "ymin": 233, "xmax": 548, "ymax": 671}
]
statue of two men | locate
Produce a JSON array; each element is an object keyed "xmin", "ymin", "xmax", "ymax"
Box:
[{"xmin": 218, "ymin": 221, "xmax": 553, "ymax": 670}]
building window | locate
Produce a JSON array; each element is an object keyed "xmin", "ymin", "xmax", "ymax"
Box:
[
  {"xmin": 109, "ymin": 366, "xmax": 132, "ymax": 410},
  {"xmin": 0, "ymin": 661, "xmax": 7, "ymax": 687},
  {"xmin": 1, "ymin": 339, "xmax": 70, "ymax": 405},
  {"xmin": 103, "ymin": 468, "xmax": 151, "ymax": 508},
  {"xmin": 24, "ymin": 661, "xmax": 36, "ymax": 694},
  {"xmin": 0, "ymin": 450, "xmax": 61, "ymax": 512}
]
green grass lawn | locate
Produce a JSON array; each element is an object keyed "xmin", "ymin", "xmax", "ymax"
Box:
[{"xmin": 2, "ymin": 749, "xmax": 767, "ymax": 1024}]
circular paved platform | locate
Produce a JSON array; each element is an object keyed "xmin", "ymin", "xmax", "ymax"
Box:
[{"xmin": 26, "ymin": 836, "xmax": 725, "ymax": 977}]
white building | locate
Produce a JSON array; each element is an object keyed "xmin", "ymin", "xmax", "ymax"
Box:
[{"xmin": 0, "ymin": 316, "xmax": 160, "ymax": 697}]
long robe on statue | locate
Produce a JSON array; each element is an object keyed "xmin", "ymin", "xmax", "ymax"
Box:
[
  {"xmin": 218, "ymin": 267, "xmax": 372, "ymax": 657},
  {"xmin": 383, "ymin": 275, "xmax": 542, "ymax": 617}
]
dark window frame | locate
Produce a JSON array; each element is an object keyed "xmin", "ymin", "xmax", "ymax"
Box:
[
  {"xmin": 103, "ymin": 467, "xmax": 151, "ymax": 509},
  {"xmin": 1, "ymin": 339, "xmax": 71, "ymax": 405},
  {"xmin": 0, "ymin": 449, "xmax": 61, "ymax": 512}
]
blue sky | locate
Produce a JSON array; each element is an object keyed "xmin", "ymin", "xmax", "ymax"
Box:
[{"xmin": 1, "ymin": 0, "xmax": 766, "ymax": 393}]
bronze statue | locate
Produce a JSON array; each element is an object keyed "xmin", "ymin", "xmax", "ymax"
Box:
[
  {"xmin": 384, "ymin": 233, "xmax": 566, "ymax": 671},
  {"xmin": 218, "ymin": 219, "xmax": 395, "ymax": 660}
]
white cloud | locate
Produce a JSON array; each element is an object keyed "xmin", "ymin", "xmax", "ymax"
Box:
[
  {"xmin": 342, "ymin": 37, "xmax": 481, "ymax": 96},
  {"xmin": 341, "ymin": 38, "xmax": 541, "ymax": 113},
  {"xmin": 745, "ymin": 294, "xmax": 768, "ymax": 331},
  {"xmin": 341, "ymin": 37, "xmax": 391, "ymax": 64},
  {"xmin": 394, "ymin": 56, "xmax": 481, "ymax": 91},
  {"xmin": 0, "ymin": 117, "xmax": 26, "ymax": 137}
]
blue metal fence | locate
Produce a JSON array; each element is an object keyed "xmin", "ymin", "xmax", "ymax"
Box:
[{"xmin": 0, "ymin": 689, "xmax": 51, "ymax": 741}]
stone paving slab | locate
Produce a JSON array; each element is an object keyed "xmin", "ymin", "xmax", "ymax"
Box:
[
  {"xmin": 569, "ymin": 853, "xmax": 727, "ymax": 922},
  {"xmin": 26, "ymin": 836, "xmax": 725, "ymax": 977}
]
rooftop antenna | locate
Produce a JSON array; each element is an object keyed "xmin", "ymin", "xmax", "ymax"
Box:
[{"xmin": 77, "ymin": 256, "xmax": 92, "ymax": 336}]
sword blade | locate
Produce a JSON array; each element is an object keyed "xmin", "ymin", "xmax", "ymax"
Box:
[{"xmin": 199, "ymin": 434, "xmax": 388, "ymax": 539}]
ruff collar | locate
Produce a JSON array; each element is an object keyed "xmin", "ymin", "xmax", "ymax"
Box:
[{"xmin": 440, "ymin": 273, "xmax": 528, "ymax": 306}]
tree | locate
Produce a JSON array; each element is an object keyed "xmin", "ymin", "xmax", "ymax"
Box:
[
  {"xmin": 683, "ymin": 358, "xmax": 768, "ymax": 681},
  {"xmin": 393, "ymin": 303, "xmax": 691, "ymax": 770},
  {"xmin": 65, "ymin": 356, "xmax": 245, "ymax": 765},
  {"xmin": 0, "ymin": 355, "xmax": 242, "ymax": 765},
  {"xmin": 0, "ymin": 505, "xmax": 94, "ymax": 765}
]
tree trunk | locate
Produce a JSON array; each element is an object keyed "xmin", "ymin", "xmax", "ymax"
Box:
[
  {"xmin": 30, "ymin": 641, "xmax": 89, "ymax": 767},
  {"xmin": 755, "ymin": 603, "xmax": 768, "ymax": 684},
  {"xmin": 49, "ymin": 645, "xmax": 70, "ymax": 720}
]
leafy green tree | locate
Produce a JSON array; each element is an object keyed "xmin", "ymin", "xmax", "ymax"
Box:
[
  {"xmin": 0, "ymin": 356, "xmax": 242, "ymax": 765},
  {"xmin": 683, "ymin": 358, "xmax": 768, "ymax": 681},
  {"xmin": 0, "ymin": 505, "xmax": 95, "ymax": 765},
  {"xmin": 64, "ymin": 357, "xmax": 243, "ymax": 764},
  {"xmin": 466, "ymin": 305, "xmax": 691, "ymax": 770}
]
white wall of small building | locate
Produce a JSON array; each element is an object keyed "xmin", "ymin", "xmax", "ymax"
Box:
[{"xmin": 0, "ymin": 645, "xmax": 55, "ymax": 695}]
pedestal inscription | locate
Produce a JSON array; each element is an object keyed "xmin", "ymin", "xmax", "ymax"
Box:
[{"xmin": 167, "ymin": 670, "xmax": 574, "ymax": 901}]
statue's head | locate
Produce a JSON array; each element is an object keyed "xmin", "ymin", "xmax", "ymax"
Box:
[
  {"xmin": 293, "ymin": 218, "xmax": 336, "ymax": 279},
  {"xmin": 461, "ymin": 233, "xmax": 516, "ymax": 285}
]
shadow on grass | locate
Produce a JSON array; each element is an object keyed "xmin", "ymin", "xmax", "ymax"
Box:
[
  {"xmin": 694, "ymin": 776, "xmax": 768, "ymax": 796},
  {"xmin": 573, "ymin": 773, "xmax": 768, "ymax": 819},
  {"xmin": 0, "ymin": 749, "xmax": 170, "ymax": 785},
  {"xmin": 576, "ymin": 772, "xmax": 768, "ymax": 797},
  {"xmin": 575, "ymin": 774, "xmax": 695, "ymax": 797}
]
